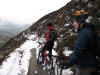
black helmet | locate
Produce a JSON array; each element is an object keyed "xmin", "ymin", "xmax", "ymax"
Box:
[
  {"xmin": 46, "ymin": 22, "xmax": 52, "ymax": 27},
  {"xmin": 73, "ymin": 11, "xmax": 89, "ymax": 23}
]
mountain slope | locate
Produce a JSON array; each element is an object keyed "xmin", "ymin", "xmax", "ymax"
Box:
[
  {"xmin": 0, "ymin": 19, "xmax": 31, "ymax": 47},
  {"xmin": 0, "ymin": 0, "xmax": 100, "ymax": 67}
]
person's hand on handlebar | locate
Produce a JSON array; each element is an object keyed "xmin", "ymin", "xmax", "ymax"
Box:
[{"xmin": 59, "ymin": 56, "xmax": 73, "ymax": 69}]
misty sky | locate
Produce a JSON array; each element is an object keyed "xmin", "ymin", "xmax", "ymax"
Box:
[{"xmin": 0, "ymin": 0, "xmax": 71, "ymax": 25}]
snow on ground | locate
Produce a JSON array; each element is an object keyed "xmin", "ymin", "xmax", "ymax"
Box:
[
  {"xmin": 62, "ymin": 47, "xmax": 73, "ymax": 75},
  {"xmin": 62, "ymin": 69, "xmax": 73, "ymax": 75},
  {"xmin": 86, "ymin": 16, "xmax": 92, "ymax": 23},
  {"xmin": 0, "ymin": 34, "xmax": 39, "ymax": 75},
  {"xmin": 64, "ymin": 23, "xmax": 69, "ymax": 27},
  {"xmin": 0, "ymin": 33, "xmax": 73, "ymax": 75},
  {"xmin": 63, "ymin": 47, "xmax": 73, "ymax": 56}
]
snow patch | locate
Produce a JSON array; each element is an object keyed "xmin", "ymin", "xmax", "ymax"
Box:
[
  {"xmin": 62, "ymin": 68, "xmax": 73, "ymax": 75},
  {"xmin": 87, "ymin": 3, "xmax": 93, "ymax": 8},
  {"xmin": 86, "ymin": 16, "xmax": 92, "ymax": 23},
  {"xmin": 34, "ymin": 70, "xmax": 38, "ymax": 74},
  {"xmin": 53, "ymin": 41, "xmax": 57, "ymax": 48},
  {"xmin": 63, "ymin": 47, "xmax": 73, "ymax": 56},
  {"xmin": 52, "ymin": 50, "xmax": 57, "ymax": 56},
  {"xmin": 41, "ymin": 19, "xmax": 48, "ymax": 24},
  {"xmin": 71, "ymin": 32, "xmax": 74, "ymax": 36},
  {"xmin": 0, "ymin": 34, "xmax": 39, "ymax": 75}
]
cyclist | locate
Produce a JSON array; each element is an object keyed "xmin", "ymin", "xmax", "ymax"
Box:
[
  {"xmin": 61, "ymin": 11, "xmax": 97, "ymax": 75},
  {"xmin": 42, "ymin": 22, "xmax": 56, "ymax": 60}
]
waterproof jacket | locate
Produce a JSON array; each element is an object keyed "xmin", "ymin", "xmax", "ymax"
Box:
[
  {"xmin": 46, "ymin": 26, "xmax": 56, "ymax": 42},
  {"xmin": 42, "ymin": 26, "xmax": 55, "ymax": 53},
  {"xmin": 69, "ymin": 23, "xmax": 96, "ymax": 68}
]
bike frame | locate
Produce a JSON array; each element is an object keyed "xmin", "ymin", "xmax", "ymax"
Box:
[
  {"xmin": 42, "ymin": 50, "xmax": 50, "ymax": 63},
  {"xmin": 39, "ymin": 44, "xmax": 52, "ymax": 65}
]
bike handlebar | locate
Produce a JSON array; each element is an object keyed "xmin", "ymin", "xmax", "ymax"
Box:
[{"xmin": 37, "ymin": 42, "xmax": 43, "ymax": 44}]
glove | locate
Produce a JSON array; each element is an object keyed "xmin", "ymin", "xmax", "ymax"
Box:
[{"xmin": 59, "ymin": 56, "xmax": 73, "ymax": 69}]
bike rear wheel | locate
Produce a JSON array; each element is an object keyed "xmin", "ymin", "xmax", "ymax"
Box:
[
  {"xmin": 37, "ymin": 49, "xmax": 43, "ymax": 65},
  {"xmin": 48, "ymin": 57, "xmax": 55, "ymax": 75}
]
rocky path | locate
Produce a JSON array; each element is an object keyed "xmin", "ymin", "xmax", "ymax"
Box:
[{"xmin": 27, "ymin": 48, "xmax": 49, "ymax": 75}]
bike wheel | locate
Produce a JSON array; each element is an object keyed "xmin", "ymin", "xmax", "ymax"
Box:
[
  {"xmin": 59, "ymin": 68, "xmax": 63, "ymax": 75},
  {"xmin": 56, "ymin": 61, "xmax": 63, "ymax": 75},
  {"xmin": 56, "ymin": 67, "xmax": 63, "ymax": 75},
  {"xmin": 49, "ymin": 58, "xmax": 55, "ymax": 75},
  {"xmin": 45, "ymin": 56, "xmax": 52, "ymax": 70},
  {"xmin": 53, "ymin": 63, "xmax": 58, "ymax": 75},
  {"xmin": 37, "ymin": 49, "xmax": 43, "ymax": 65},
  {"xmin": 49, "ymin": 67, "xmax": 55, "ymax": 75}
]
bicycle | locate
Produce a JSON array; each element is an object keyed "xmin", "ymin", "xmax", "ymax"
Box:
[
  {"xmin": 37, "ymin": 42, "xmax": 70, "ymax": 75},
  {"xmin": 52, "ymin": 55, "xmax": 70, "ymax": 75},
  {"xmin": 37, "ymin": 42, "xmax": 54, "ymax": 75}
]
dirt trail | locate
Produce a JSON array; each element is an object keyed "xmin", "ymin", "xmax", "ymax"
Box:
[{"xmin": 27, "ymin": 48, "xmax": 49, "ymax": 75}]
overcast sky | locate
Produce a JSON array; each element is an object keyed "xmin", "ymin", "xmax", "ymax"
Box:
[{"xmin": 0, "ymin": 0, "xmax": 71, "ymax": 25}]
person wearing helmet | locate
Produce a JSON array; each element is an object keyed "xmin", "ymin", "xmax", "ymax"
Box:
[
  {"xmin": 42, "ymin": 22, "xmax": 56, "ymax": 60},
  {"xmin": 73, "ymin": 11, "xmax": 89, "ymax": 31},
  {"xmin": 63, "ymin": 11, "xmax": 97, "ymax": 75}
]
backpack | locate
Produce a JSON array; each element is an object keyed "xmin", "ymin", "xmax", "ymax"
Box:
[
  {"xmin": 47, "ymin": 26, "xmax": 57, "ymax": 41},
  {"xmin": 51, "ymin": 29, "xmax": 57, "ymax": 41}
]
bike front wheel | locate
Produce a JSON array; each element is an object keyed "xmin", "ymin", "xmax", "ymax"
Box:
[{"xmin": 37, "ymin": 49, "xmax": 43, "ymax": 65}]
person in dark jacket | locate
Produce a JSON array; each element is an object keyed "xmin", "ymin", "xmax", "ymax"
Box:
[
  {"xmin": 42, "ymin": 22, "xmax": 56, "ymax": 59},
  {"xmin": 64, "ymin": 11, "xmax": 97, "ymax": 75}
]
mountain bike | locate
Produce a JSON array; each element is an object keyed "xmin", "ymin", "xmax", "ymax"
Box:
[
  {"xmin": 37, "ymin": 42, "xmax": 70, "ymax": 75},
  {"xmin": 51, "ymin": 55, "xmax": 69, "ymax": 75},
  {"xmin": 37, "ymin": 42, "xmax": 54, "ymax": 75}
]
